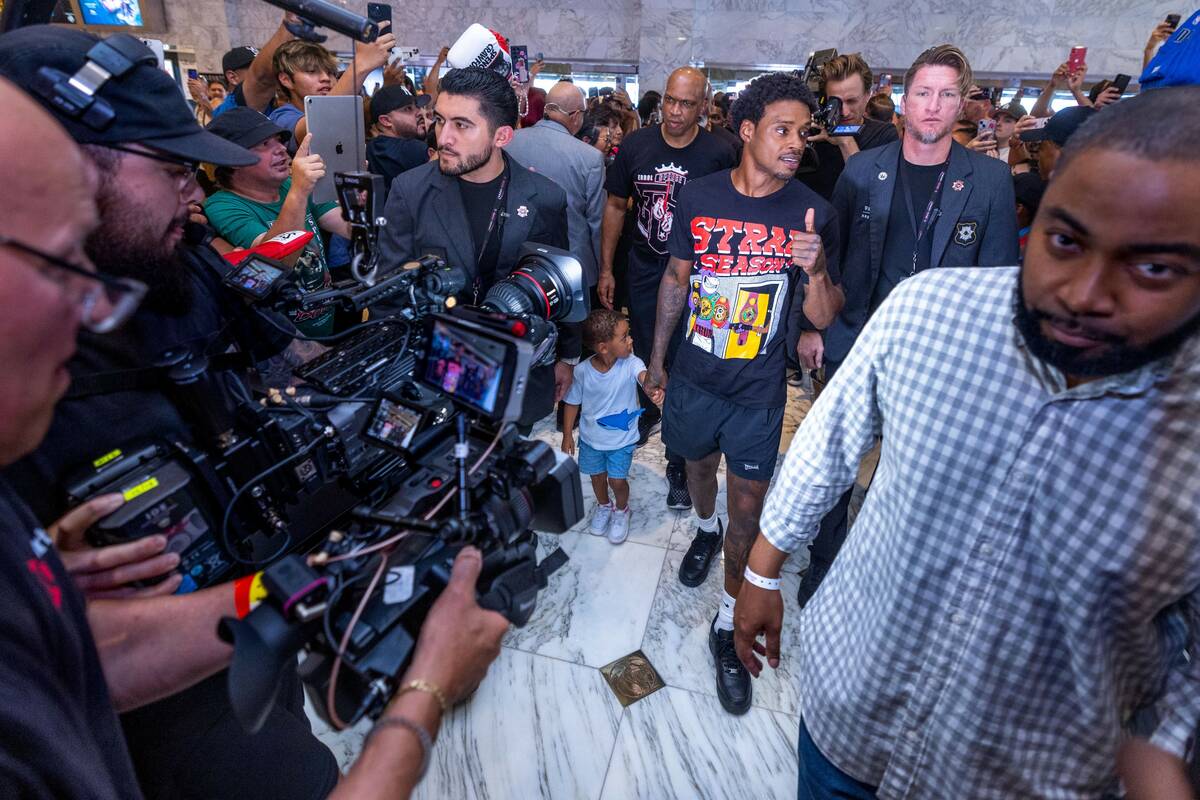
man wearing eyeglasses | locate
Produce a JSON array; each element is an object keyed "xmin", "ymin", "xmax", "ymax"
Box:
[
  {"xmin": 0, "ymin": 25, "xmax": 340, "ymax": 800},
  {"xmin": 598, "ymin": 66, "xmax": 737, "ymax": 515},
  {"xmin": 505, "ymin": 80, "xmax": 605, "ymax": 291}
]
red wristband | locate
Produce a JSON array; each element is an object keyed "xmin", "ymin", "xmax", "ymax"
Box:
[{"xmin": 233, "ymin": 571, "xmax": 266, "ymax": 619}]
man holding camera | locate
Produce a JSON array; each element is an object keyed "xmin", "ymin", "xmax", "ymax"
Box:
[
  {"xmin": 378, "ymin": 66, "xmax": 579, "ymax": 430},
  {"xmin": 0, "ymin": 26, "xmax": 509, "ymax": 800},
  {"xmin": 800, "ymin": 53, "xmax": 899, "ymax": 201},
  {"xmin": 793, "ymin": 45, "xmax": 1019, "ymax": 608}
]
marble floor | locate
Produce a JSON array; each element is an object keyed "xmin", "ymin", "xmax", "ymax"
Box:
[{"xmin": 308, "ymin": 384, "xmax": 874, "ymax": 799}]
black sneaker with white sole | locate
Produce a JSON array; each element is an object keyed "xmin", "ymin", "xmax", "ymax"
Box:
[
  {"xmin": 665, "ymin": 462, "xmax": 692, "ymax": 510},
  {"xmin": 678, "ymin": 518, "xmax": 723, "ymax": 587},
  {"xmin": 709, "ymin": 614, "xmax": 752, "ymax": 715}
]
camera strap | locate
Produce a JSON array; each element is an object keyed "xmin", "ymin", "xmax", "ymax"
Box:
[
  {"xmin": 471, "ymin": 170, "xmax": 510, "ymax": 303},
  {"xmin": 902, "ymin": 162, "xmax": 947, "ymax": 276}
]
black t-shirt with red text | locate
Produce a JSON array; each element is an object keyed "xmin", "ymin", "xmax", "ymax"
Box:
[
  {"xmin": 605, "ymin": 125, "xmax": 737, "ymax": 282},
  {"xmin": 0, "ymin": 478, "xmax": 142, "ymax": 799},
  {"xmin": 666, "ymin": 171, "xmax": 840, "ymax": 408}
]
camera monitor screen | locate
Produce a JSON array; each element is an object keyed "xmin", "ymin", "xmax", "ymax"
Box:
[
  {"xmin": 362, "ymin": 398, "xmax": 424, "ymax": 453},
  {"xmin": 223, "ymin": 256, "xmax": 287, "ymax": 300},
  {"xmin": 79, "ymin": 0, "xmax": 143, "ymax": 26},
  {"xmin": 422, "ymin": 319, "xmax": 508, "ymax": 415}
]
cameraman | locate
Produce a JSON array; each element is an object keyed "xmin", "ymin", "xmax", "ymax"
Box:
[
  {"xmin": 800, "ymin": 53, "xmax": 899, "ymax": 201},
  {"xmin": 0, "ymin": 61, "xmax": 509, "ymax": 800}
]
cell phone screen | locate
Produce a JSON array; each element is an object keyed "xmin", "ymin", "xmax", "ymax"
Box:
[
  {"xmin": 1112, "ymin": 74, "xmax": 1131, "ymax": 94},
  {"xmin": 1166, "ymin": 13, "xmax": 1181, "ymax": 28},
  {"xmin": 187, "ymin": 68, "xmax": 199, "ymax": 80},
  {"xmin": 511, "ymin": 45, "xmax": 530, "ymax": 84}
]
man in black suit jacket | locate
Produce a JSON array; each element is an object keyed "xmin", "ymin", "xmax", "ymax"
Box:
[
  {"xmin": 793, "ymin": 45, "xmax": 1019, "ymax": 607},
  {"xmin": 378, "ymin": 67, "xmax": 579, "ymax": 428}
]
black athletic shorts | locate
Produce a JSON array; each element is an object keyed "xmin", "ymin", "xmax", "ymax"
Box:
[{"xmin": 661, "ymin": 378, "xmax": 784, "ymax": 481}]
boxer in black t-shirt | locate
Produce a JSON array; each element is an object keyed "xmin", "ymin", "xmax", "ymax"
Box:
[
  {"xmin": 598, "ymin": 66, "xmax": 737, "ymax": 512},
  {"xmin": 644, "ymin": 73, "xmax": 844, "ymax": 715}
]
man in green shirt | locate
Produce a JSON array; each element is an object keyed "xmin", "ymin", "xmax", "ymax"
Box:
[{"xmin": 204, "ymin": 108, "xmax": 351, "ymax": 336}]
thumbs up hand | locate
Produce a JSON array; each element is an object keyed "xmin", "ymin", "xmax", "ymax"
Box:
[{"xmin": 790, "ymin": 208, "xmax": 827, "ymax": 278}]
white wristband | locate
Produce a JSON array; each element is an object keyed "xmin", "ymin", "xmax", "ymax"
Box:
[{"xmin": 743, "ymin": 566, "xmax": 781, "ymax": 591}]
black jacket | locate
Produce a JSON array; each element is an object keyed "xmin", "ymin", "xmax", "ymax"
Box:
[
  {"xmin": 378, "ymin": 152, "xmax": 580, "ymax": 425},
  {"xmin": 823, "ymin": 140, "xmax": 1020, "ymax": 363}
]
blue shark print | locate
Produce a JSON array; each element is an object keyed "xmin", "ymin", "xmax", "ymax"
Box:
[{"xmin": 596, "ymin": 407, "xmax": 644, "ymax": 431}]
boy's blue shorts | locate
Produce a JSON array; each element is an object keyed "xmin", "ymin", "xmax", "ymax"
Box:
[{"xmin": 577, "ymin": 441, "xmax": 636, "ymax": 479}]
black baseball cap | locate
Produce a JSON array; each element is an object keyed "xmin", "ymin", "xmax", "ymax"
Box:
[
  {"xmin": 206, "ymin": 108, "xmax": 290, "ymax": 150},
  {"xmin": 0, "ymin": 26, "xmax": 257, "ymax": 167},
  {"xmin": 994, "ymin": 100, "xmax": 1027, "ymax": 121},
  {"xmin": 1019, "ymin": 105, "xmax": 1096, "ymax": 146},
  {"xmin": 222, "ymin": 46, "xmax": 258, "ymax": 74},
  {"xmin": 370, "ymin": 85, "xmax": 431, "ymax": 120}
]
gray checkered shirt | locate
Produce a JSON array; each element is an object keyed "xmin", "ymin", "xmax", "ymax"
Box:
[{"xmin": 761, "ymin": 266, "xmax": 1200, "ymax": 798}]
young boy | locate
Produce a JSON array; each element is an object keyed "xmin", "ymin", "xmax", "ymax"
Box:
[{"xmin": 561, "ymin": 309, "xmax": 663, "ymax": 543}]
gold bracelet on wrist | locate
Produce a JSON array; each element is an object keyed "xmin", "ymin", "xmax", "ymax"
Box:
[{"xmin": 399, "ymin": 679, "xmax": 449, "ymax": 714}]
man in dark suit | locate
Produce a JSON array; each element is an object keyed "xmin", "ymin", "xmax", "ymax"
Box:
[
  {"xmin": 794, "ymin": 44, "xmax": 1019, "ymax": 606},
  {"xmin": 379, "ymin": 67, "xmax": 579, "ymax": 428}
]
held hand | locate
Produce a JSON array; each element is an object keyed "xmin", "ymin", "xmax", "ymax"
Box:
[
  {"xmin": 965, "ymin": 133, "xmax": 998, "ymax": 153},
  {"xmin": 403, "ymin": 547, "xmax": 510, "ymax": 705},
  {"xmin": 554, "ymin": 360, "xmax": 574, "ymax": 403},
  {"xmin": 1013, "ymin": 115, "xmax": 1041, "ymax": 135},
  {"xmin": 188, "ymin": 201, "xmax": 208, "ymax": 226},
  {"xmin": 597, "ymin": 269, "xmax": 616, "ymax": 309},
  {"xmin": 356, "ymin": 20, "xmax": 396, "ymax": 72},
  {"xmin": 1067, "ymin": 63, "xmax": 1087, "ymax": 93},
  {"xmin": 290, "ymin": 134, "xmax": 326, "ymax": 195},
  {"xmin": 796, "ymin": 330, "xmax": 824, "ymax": 372},
  {"xmin": 530, "ymin": 57, "xmax": 546, "ymax": 80},
  {"xmin": 1049, "ymin": 62, "xmax": 1069, "ymax": 88},
  {"xmin": 436, "ymin": 45, "xmax": 450, "ymax": 64},
  {"xmin": 648, "ymin": 386, "xmax": 665, "ymax": 406},
  {"xmin": 790, "ymin": 209, "xmax": 827, "ymax": 278},
  {"xmin": 733, "ymin": 582, "xmax": 784, "ymax": 677},
  {"xmin": 561, "ymin": 434, "xmax": 575, "ymax": 456},
  {"xmin": 51, "ymin": 494, "xmax": 183, "ymax": 599},
  {"xmin": 644, "ymin": 362, "xmax": 669, "ymax": 397}
]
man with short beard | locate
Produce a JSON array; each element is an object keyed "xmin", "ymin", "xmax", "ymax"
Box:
[
  {"xmin": 792, "ymin": 45, "xmax": 1019, "ymax": 608},
  {"xmin": 736, "ymin": 85, "xmax": 1200, "ymax": 799},
  {"xmin": 0, "ymin": 26, "xmax": 341, "ymax": 800},
  {"xmin": 378, "ymin": 66, "xmax": 579, "ymax": 429},
  {"xmin": 367, "ymin": 84, "xmax": 432, "ymax": 195}
]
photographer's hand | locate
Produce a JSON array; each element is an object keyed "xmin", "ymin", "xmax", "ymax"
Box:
[
  {"xmin": 354, "ymin": 20, "xmax": 396, "ymax": 73},
  {"xmin": 51, "ymin": 494, "xmax": 183, "ymax": 599},
  {"xmin": 403, "ymin": 547, "xmax": 510, "ymax": 704}
]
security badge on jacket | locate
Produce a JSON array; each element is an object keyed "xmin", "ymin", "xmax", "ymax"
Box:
[{"xmin": 955, "ymin": 221, "xmax": 978, "ymax": 245}]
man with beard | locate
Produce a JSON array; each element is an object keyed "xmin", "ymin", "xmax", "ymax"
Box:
[
  {"xmin": 644, "ymin": 72, "xmax": 843, "ymax": 715},
  {"xmin": 367, "ymin": 84, "xmax": 432, "ymax": 196},
  {"xmin": 378, "ymin": 67, "xmax": 579, "ymax": 429},
  {"xmin": 0, "ymin": 27, "xmax": 340, "ymax": 800},
  {"xmin": 735, "ymin": 86, "xmax": 1200, "ymax": 798},
  {"xmin": 792, "ymin": 45, "xmax": 1019, "ymax": 608}
]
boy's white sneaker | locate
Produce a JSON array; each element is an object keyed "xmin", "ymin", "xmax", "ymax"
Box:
[
  {"xmin": 607, "ymin": 506, "xmax": 631, "ymax": 544},
  {"xmin": 590, "ymin": 503, "xmax": 614, "ymax": 536}
]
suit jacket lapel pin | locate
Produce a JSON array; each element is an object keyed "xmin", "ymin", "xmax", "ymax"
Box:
[
  {"xmin": 952, "ymin": 179, "xmax": 965, "ymax": 192},
  {"xmin": 517, "ymin": 205, "xmax": 529, "ymax": 218}
]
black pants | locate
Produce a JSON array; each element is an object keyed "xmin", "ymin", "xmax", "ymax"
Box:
[
  {"xmin": 122, "ymin": 665, "xmax": 339, "ymax": 800},
  {"xmin": 627, "ymin": 257, "xmax": 683, "ymax": 469},
  {"xmin": 808, "ymin": 357, "xmax": 854, "ymax": 578}
]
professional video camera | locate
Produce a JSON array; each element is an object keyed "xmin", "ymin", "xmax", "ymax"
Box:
[{"xmin": 796, "ymin": 47, "xmax": 863, "ymax": 138}]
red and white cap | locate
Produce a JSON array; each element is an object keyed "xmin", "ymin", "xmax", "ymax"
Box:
[{"xmin": 447, "ymin": 23, "xmax": 512, "ymax": 78}]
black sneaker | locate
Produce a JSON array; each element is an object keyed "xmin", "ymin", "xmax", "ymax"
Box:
[
  {"xmin": 708, "ymin": 614, "xmax": 752, "ymax": 715},
  {"xmin": 666, "ymin": 463, "xmax": 692, "ymax": 510},
  {"xmin": 795, "ymin": 561, "xmax": 829, "ymax": 609},
  {"xmin": 678, "ymin": 519, "xmax": 723, "ymax": 587},
  {"xmin": 786, "ymin": 370, "xmax": 805, "ymax": 387},
  {"xmin": 636, "ymin": 408, "xmax": 661, "ymax": 448}
]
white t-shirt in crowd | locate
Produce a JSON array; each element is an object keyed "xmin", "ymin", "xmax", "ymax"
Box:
[{"xmin": 563, "ymin": 354, "xmax": 647, "ymax": 451}]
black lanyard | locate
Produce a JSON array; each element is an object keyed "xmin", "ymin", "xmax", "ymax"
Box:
[
  {"xmin": 901, "ymin": 164, "xmax": 947, "ymax": 276},
  {"xmin": 472, "ymin": 172, "xmax": 510, "ymax": 303}
]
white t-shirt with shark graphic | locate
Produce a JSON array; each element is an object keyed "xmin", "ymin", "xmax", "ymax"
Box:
[{"xmin": 563, "ymin": 354, "xmax": 647, "ymax": 451}]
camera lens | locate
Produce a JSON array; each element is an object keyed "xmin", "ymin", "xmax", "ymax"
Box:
[{"xmin": 481, "ymin": 247, "xmax": 587, "ymax": 323}]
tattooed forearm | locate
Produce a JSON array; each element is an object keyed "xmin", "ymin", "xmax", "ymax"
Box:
[{"xmin": 650, "ymin": 257, "xmax": 692, "ymax": 367}]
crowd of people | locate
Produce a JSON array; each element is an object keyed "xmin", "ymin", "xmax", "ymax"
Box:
[{"xmin": 0, "ymin": 7, "xmax": 1198, "ymax": 800}]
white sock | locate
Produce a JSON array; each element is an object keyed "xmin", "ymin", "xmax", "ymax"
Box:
[
  {"xmin": 696, "ymin": 509, "xmax": 719, "ymax": 533},
  {"xmin": 714, "ymin": 590, "xmax": 736, "ymax": 632}
]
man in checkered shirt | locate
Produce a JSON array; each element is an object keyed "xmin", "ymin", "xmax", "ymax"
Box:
[{"xmin": 734, "ymin": 87, "xmax": 1200, "ymax": 798}]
